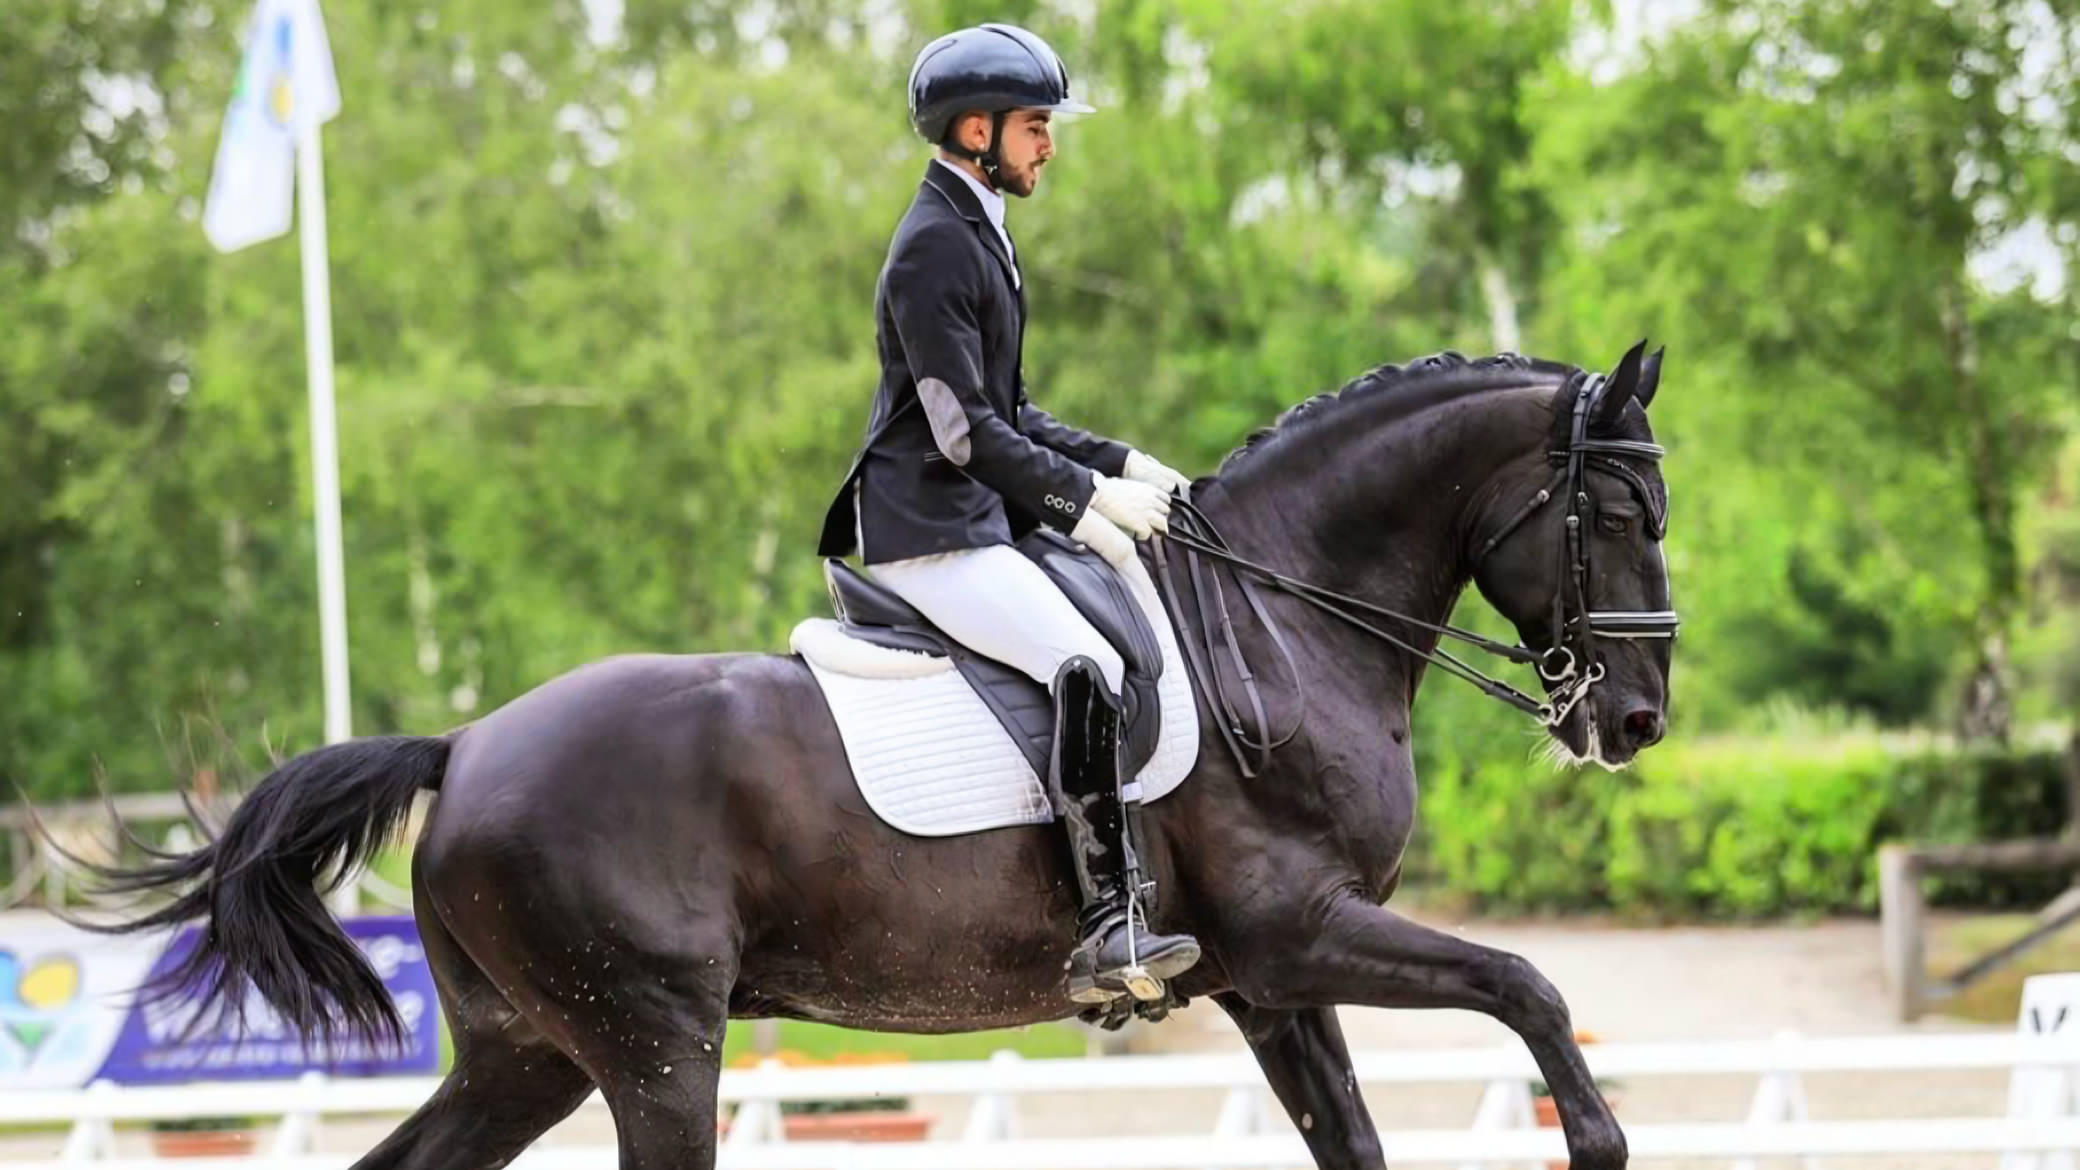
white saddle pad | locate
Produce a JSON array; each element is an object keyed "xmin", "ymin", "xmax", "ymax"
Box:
[{"xmin": 791, "ymin": 556, "xmax": 1200, "ymax": 837}]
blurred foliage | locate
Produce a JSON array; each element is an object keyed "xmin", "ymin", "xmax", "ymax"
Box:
[
  {"xmin": 1411, "ymin": 733, "xmax": 2074, "ymax": 917},
  {"xmin": 2, "ymin": 0, "xmax": 2076, "ymax": 838}
]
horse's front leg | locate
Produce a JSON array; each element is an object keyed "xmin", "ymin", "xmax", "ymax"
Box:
[
  {"xmin": 1230, "ymin": 898, "xmax": 1624, "ymax": 1170},
  {"xmin": 1215, "ymin": 993, "xmax": 1386, "ymax": 1170}
]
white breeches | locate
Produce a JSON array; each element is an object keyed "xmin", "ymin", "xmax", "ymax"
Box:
[{"xmin": 869, "ymin": 544, "xmax": 1125, "ymax": 695}]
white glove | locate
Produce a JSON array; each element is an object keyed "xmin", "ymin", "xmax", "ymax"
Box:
[
  {"xmin": 1088, "ymin": 472, "xmax": 1170, "ymax": 539},
  {"xmin": 1123, "ymin": 449, "xmax": 1193, "ymax": 495},
  {"xmin": 1070, "ymin": 509, "xmax": 1135, "ymax": 568}
]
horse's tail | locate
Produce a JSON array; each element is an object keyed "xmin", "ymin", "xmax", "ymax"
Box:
[{"xmin": 70, "ymin": 734, "xmax": 450, "ymax": 1048}]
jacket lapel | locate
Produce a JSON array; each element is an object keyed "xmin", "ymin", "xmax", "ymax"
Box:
[{"xmin": 922, "ymin": 163, "xmax": 1021, "ymax": 291}]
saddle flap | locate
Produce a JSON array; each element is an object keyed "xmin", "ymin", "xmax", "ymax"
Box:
[
  {"xmin": 1015, "ymin": 532, "xmax": 1164, "ymax": 678},
  {"xmin": 1016, "ymin": 531, "xmax": 1165, "ymax": 778}
]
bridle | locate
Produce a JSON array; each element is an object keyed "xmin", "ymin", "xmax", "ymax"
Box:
[
  {"xmin": 1152, "ymin": 370, "xmax": 1680, "ymax": 779},
  {"xmin": 1472, "ymin": 371, "xmax": 1679, "ymax": 727}
]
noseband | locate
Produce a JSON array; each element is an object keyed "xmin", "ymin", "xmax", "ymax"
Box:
[{"xmin": 1154, "ymin": 369, "xmax": 1679, "ymax": 778}]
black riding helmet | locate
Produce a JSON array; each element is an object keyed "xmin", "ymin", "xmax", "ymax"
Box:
[{"xmin": 908, "ymin": 23, "xmax": 1094, "ymax": 186}]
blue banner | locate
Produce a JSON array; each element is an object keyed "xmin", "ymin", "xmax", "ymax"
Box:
[
  {"xmin": 0, "ymin": 925, "xmax": 158, "ymax": 1090},
  {"xmin": 92, "ymin": 915, "xmax": 438, "ymax": 1084}
]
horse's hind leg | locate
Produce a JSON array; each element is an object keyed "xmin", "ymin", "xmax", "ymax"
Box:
[
  {"xmin": 561, "ymin": 937, "xmax": 736, "ymax": 1169},
  {"xmin": 350, "ymin": 895, "xmax": 596, "ymax": 1170},
  {"xmin": 439, "ymin": 861, "xmax": 740, "ymax": 1169},
  {"xmin": 351, "ymin": 1041, "xmax": 592, "ymax": 1170},
  {"xmin": 1215, "ymin": 993, "xmax": 1386, "ymax": 1170}
]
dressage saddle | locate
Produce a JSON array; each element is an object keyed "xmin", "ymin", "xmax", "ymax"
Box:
[{"xmin": 823, "ymin": 531, "xmax": 1165, "ymax": 784}]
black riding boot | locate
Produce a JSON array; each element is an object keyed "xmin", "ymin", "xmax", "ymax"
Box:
[{"xmin": 1050, "ymin": 659, "xmax": 1200, "ymax": 1003}]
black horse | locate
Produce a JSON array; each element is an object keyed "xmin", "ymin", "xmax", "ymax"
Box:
[{"xmin": 79, "ymin": 346, "xmax": 1675, "ymax": 1170}]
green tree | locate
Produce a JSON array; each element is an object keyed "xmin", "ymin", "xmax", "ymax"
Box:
[
  {"xmin": 5, "ymin": 0, "xmax": 2077, "ymax": 803},
  {"xmin": 1527, "ymin": 0, "xmax": 2078, "ymax": 731}
]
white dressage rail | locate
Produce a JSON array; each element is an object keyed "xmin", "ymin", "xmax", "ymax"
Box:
[{"xmin": 4, "ymin": 1030, "xmax": 2077, "ymax": 1167}]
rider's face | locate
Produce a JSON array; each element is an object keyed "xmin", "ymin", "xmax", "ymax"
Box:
[
  {"xmin": 952, "ymin": 109, "xmax": 1054, "ymax": 197},
  {"xmin": 994, "ymin": 110, "xmax": 1053, "ymax": 197}
]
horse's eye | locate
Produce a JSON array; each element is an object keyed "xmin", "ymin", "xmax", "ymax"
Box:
[{"xmin": 1597, "ymin": 513, "xmax": 1630, "ymax": 535}]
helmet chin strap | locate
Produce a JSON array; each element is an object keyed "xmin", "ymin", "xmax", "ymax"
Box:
[{"xmin": 945, "ymin": 109, "xmax": 1010, "ymax": 189}]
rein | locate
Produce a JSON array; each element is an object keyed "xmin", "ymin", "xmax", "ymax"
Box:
[{"xmin": 1150, "ymin": 371, "xmax": 1679, "ymax": 779}]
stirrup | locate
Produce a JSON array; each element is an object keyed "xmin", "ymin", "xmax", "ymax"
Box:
[
  {"xmin": 1066, "ymin": 965, "xmax": 1129, "ymax": 1005},
  {"xmin": 1067, "ymin": 949, "xmax": 1161, "ymax": 1004},
  {"xmin": 1068, "ymin": 946, "xmax": 1191, "ymax": 1003},
  {"xmin": 1065, "ymin": 899, "xmax": 1199, "ymax": 1004},
  {"xmin": 1066, "ymin": 913, "xmax": 1140, "ymax": 1004}
]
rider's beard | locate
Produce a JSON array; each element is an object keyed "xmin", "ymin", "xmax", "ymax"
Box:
[{"xmin": 1000, "ymin": 158, "xmax": 1041, "ymax": 198}]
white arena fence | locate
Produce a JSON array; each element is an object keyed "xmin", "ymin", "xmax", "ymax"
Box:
[{"xmin": 4, "ymin": 1029, "xmax": 2080, "ymax": 1167}]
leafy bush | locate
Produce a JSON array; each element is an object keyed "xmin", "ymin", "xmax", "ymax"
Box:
[{"xmin": 1407, "ymin": 733, "xmax": 2072, "ymax": 918}]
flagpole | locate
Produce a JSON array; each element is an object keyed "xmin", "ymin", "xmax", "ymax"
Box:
[{"xmin": 295, "ymin": 115, "xmax": 351, "ymax": 748}]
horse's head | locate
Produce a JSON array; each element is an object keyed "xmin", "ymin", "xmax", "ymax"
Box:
[{"xmin": 1470, "ymin": 342, "xmax": 1676, "ymax": 768}]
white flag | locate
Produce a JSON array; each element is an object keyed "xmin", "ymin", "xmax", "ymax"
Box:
[{"xmin": 202, "ymin": 0, "xmax": 341, "ymax": 253}]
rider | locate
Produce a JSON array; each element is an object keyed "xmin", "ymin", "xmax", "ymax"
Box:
[{"xmin": 817, "ymin": 22, "xmax": 1201, "ymax": 1004}]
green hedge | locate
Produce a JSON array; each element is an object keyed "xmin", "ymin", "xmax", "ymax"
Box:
[{"xmin": 1407, "ymin": 735, "xmax": 2072, "ymax": 918}]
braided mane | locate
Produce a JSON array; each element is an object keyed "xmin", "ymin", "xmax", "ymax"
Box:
[{"xmin": 1219, "ymin": 351, "xmax": 1581, "ymax": 473}]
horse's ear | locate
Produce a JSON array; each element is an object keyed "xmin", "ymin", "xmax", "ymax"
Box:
[
  {"xmin": 1636, "ymin": 346, "xmax": 1665, "ymax": 410},
  {"xmin": 1593, "ymin": 339, "xmax": 1649, "ymax": 430}
]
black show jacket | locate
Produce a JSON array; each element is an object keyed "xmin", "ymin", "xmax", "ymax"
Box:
[{"xmin": 818, "ymin": 163, "xmax": 1128, "ymax": 564}]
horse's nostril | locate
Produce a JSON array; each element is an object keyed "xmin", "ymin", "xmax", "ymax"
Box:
[{"xmin": 1624, "ymin": 708, "xmax": 1663, "ymax": 747}]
